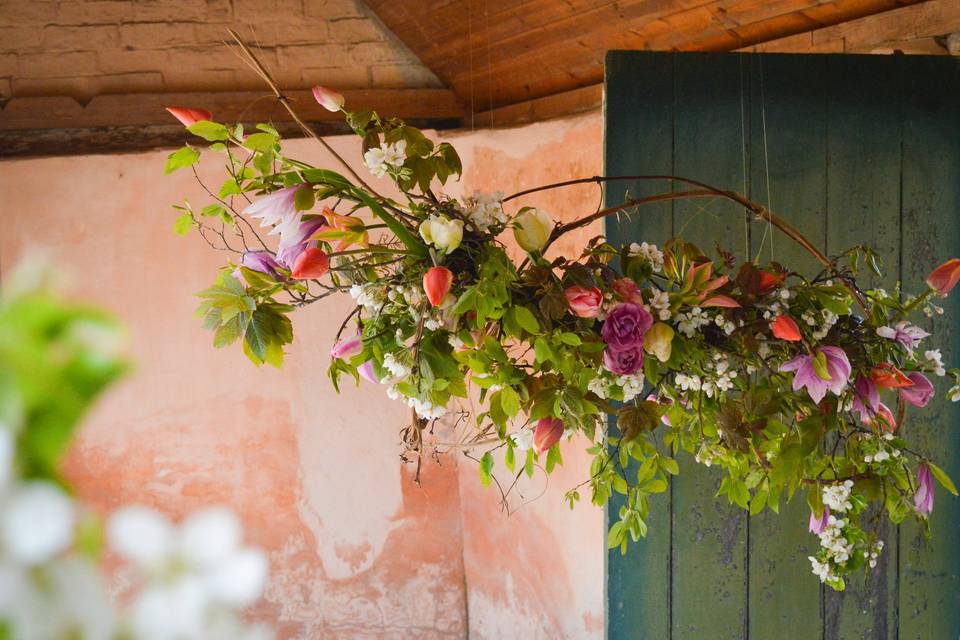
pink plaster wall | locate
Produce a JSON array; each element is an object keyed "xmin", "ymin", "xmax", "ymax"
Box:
[{"xmin": 0, "ymin": 110, "xmax": 603, "ymax": 639}]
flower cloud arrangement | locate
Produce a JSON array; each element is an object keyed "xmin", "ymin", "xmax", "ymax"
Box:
[{"xmin": 162, "ymin": 32, "xmax": 960, "ymax": 592}]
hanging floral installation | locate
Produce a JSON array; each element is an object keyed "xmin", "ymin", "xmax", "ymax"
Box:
[{"xmin": 163, "ymin": 32, "xmax": 960, "ymax": 591}]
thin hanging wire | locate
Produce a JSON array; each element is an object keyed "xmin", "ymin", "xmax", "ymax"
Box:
[
  {"xmin": 753, "ymin": 55, "xmax": 775, "ymax": 264},
  {"xmin": 485, "ymin": 0, "xmax": 494, "ymax": 126},
  {"xmin": 468, "ymin": 0, "xmax": 475, "ymax": 132},
  {"xmin": 739, "ymin": 53, "xmax": 749, "ymax": 261}
]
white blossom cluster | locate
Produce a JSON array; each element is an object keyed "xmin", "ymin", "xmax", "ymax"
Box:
[
  {"xmin": 510, "ymin": 428, "xmax": 534, "ymax": 452},
  {"xmin": 363, "ymin": 140, "xmax": 406, "ymax": 178},
  {"xmin": 675, "ymin": 307, "xmax": 710, "ymax": 338},
  {"xmin": 925, "ymin": 349, "xmax": 946, "ymax": 377},
  {"xmin": 350, "ymin": 283, "xmax": 386, "ymax": 313},
  {"xmin": 694, "ymin": 443, "xmax": 724, "ymax": 467},
  {"xmin": 458, "ymin": 192, "xmax": 507, "ymax": 232},
  {"xmin": 816, "ymin": 514, "xmax": 853, "ymax": 565},
  {"xmin": 0, "ymin": 429, "xmax": 272, "ymax": 640},
  {"xmin": 862, "ymin": 432, "xmax": 901, "ymax": 464},
  {"xmin": 822, "ymin": 480, "xmax": 854, "ymax": 513},
  {"xmin": 587, "ymin": 371, "xmax": 645, "ymax": 402},
  {"xmin": 801, "ymin": 308, "xmax": 838, "ymax": 342},
  {"xmin": 382, "ymin": 352, "xmax": 412, "ymax": 380},
  {"xmin": 649, "ymin": 289, "xmax": 671, "ymax": 320},
  {"xmin": 713, "ymin": 312, "xmax": 737, "ymax": 336},
  {"xmin": 383, "ymin": 354, "xmax": 448, "ymax": 419},
  {"xmin": 675, "ymin": 358, "xmax": 737, "ymax": 399},
  {"xmin": 628, "ymin": 242, "xmax": 664, "ymax": 272}
]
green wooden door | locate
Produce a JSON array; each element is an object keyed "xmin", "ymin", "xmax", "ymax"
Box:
[{"xmin": 604, "ymin": 51, "xmax": 960, "ymax": 640}]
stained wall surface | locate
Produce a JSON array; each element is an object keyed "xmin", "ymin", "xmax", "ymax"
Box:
[{"xmin": 0, "ymin": 111, "xmax": 604, "ymax": 638}]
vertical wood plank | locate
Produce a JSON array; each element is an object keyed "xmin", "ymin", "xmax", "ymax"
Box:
[
  {"xmin": 746, "ymin": 52, "xmax": 827, "ymax": 640},
  {"xmin": 823, "ymin": 53, "xmax": 902, "ymax": 640},
  {"xmin": 898, "ymin": 56, "xmax": 960, "ymax": 640},
  {"xmin": 604, "ymin": 50, "xmax": 676, "ymax": 640},
  {"xmin": 670, "ymin": 52, "xmax": 748, "ymax": 640}
]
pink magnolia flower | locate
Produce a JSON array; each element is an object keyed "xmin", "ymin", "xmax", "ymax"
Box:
[
  {"xmin": 601, "ymin": 302, "xmax": 653, "ymax": 351},
  {"xmin": 808, "ymin": 508, "xmax": 830, "ymax": 534},
  {"xmin": 312, "ymin": 85, "xmax": 345, "ymax": 112},
  {"xmin": 165, "ymin": 106, "xmax": 212, "ymax": 127},
  {"xmin": 852, "ymin": 375, "xmax": 880, "ymax": 422},
  {"xmin": 276, "ymin": 217, "xmax": 327, "ymax": 269},
  {"xmin": 244, "ymin": 186, "xmax": 304, "ymax": 251},
  {"xmin": 533, "ymin": 417, "xmax": 564, "ymax": 454},
  {"xmin": 900, "ymin": 372, "xmax": 935, "ymax": 408},
  {"xmin": 564, "ymin": 286, "xmax": 603, "ymax": 318},
  {"xmin": 234, "ymin": 251, "xmax": 283, "ymax": 283},
  {"xmin": 914, "ymin": 463, "xmax": 934, "ymax": 516},
  {"xmin": 780, "ymin": 346, "xmax": 851, "ymax": 404},
  {"xmin": 927, "ymin": 258, "xmax": 960, "ymax": 296},
  {"xmin": 358, "ymin": 360, "xmax": 378, "ymax": 384},
  {"xmin": 331, "ymin": 334, "xmax": 362, "ymax": 360},
  {"xmin": 876, "ymin": 320, "xmax": 929, "ymax": 352}
]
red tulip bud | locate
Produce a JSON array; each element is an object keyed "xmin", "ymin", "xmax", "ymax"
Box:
[
  {"xmin": 165, "ymin": 106, "xmax": 213, "ymax": 127},
  {"xmin": 423, "ymin": 266, "xmax": 453, "ymax": 307},
  {"xmin": 927, "ymin": 258, "xmax": 960, "ymax": 296},
  {"xmin": 871, "ymin": 363, "xmax": 914, "ymax": 389},
  {"xmin": 533, "ymin": 417, "xmax": 564, "ymax": 454},
  {"xmin": 291, "ymin": 247, "xmax": 329, "ymax": 280},
  {"xmin": 770, "ymin": 315, "xmax": 802, "ymax": 342}
]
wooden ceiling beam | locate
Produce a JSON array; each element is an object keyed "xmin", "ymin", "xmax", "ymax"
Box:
[
  {"xmin": 365, "ymin": 0, "xmax": 930, "ymax": 111},
  {"xmin": 0, "ymin": 88, "xmax": 464, "ymax": 132}
]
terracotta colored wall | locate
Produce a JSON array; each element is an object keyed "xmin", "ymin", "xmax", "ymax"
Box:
[
  {"xmin": 0, "ymin": 111, "xmax": 603, "ymax": 639},
  {"xmin": 446, "ymin": 114, "xmax": 605, "ymax": 639}
]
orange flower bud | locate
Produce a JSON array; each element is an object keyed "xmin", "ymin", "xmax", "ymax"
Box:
[
  {"xmin": 871, "ymin": 363, "xmax": 914, "ymax": 389},
  {"xmin": 770, "ymin": 315, "xmax": 802, "ymax": 342},
  {"xmin": 291, "ymin": 247, "xmax": 329, "ymax": 280},
  {"xmin": 165, "ymin": 106, "xmax": 213, "ymax": 127},
  {"xmin": 423, "ymin": 266, "xmax": 453, "ymax": 307},
  {"xmin": 927, "ymin": 258, "xmax": 960, "ymax": 296}
]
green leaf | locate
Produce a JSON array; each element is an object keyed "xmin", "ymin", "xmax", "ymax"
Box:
[
  {"xmin": 173, "ymin": 212, "xmax": 193, "ymax": 236},
  {"xmin": 294, "ymin": 187, "xmax": 316, "ymax": 211},
  {"xmin": 243, "ymin": 132, "xmax": 278, "ymax": 152},
  {"xmin": 500, "ymin": 385, "xmax": 520, "ymax": 417},
  {"xmin": 164, "ymin": 146, "xmax": 200, "ymax": 175},
  {"xmin": 219, "ymin": 179, "xmax": 243, "ymax": 198},
  {"xmin": 928, "ymin": 462, "xmax": 958, "ymax": 496},
  {"xmin": 350, "ymin": 188, "xmax": 427, "ymax": 258},
  {"xmin": 479, "ymin": 452, "xmax": 494, "ymax": 487},
  {"xmin": 812, "ymin": 351, "xmax": 831, "ymax": 381},
  {"xmin": 505, "ymin": 442, "xmax": 516, "ymax": 472},
  {"xmin": 187, "ymin": 120, "xmax": 229, "ymax": 141},
  {"xmin": 514, "ymin": 305, "xmax": 540, "ymax": 334}
]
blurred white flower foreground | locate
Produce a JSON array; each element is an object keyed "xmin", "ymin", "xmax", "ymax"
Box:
[{"xmin": 0, "ymin": 431, "xmax": 272, "ymax": 640}]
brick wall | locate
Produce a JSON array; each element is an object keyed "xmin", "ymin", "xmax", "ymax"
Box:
[{"xmin": 0, "ymin": 0, "xmax": 442, "ymax": 103}]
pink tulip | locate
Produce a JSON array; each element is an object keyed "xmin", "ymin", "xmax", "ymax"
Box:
[
  {"xmin": 358, "ymin": 360, "xmax": 378, "ymax": 384},
  {"xmin": 914, "ymin": 463, "xmax": 934, "ymax": 516},
  {"xmin": 808, "ymin": 508, "xmax": 830, "ymax": 534},
  {"xmin": 423, "ymin": 266, "xmax": 453, "ymax": 307},
  {"xmin": 312, "ymin": 85, "xmax": 345, "ymax": 112},
  {"xmin": 927, "ymin": 258, "xmax": 960, "ymax": 296},
  {"xmin": 864, "ymin": 402, "xmax": 897, "ymax": 432},
  {"xmin": 291, "ymin": 247, "xmax": 329, "ymax": 280},
  {"xmin": 533, "ymin": 417, "xmax": 564, "ymax": 454},
  {"xmin": 564, "ymin": 286, "xmax": 603, "ymax": 318},
  {"xmin": 900, "ymin": 372, "xmax": 935, "ymax": 408},
  {"xmin": 852, "ymin": 375, "xmax": 880, "ymax": 422},
  {"xmin": 165, "ymin": 106, "xmax": 213, "ymax": 127},
  {"xmin": 331, "ymin": 334, "xmax": 362, "ymax": 360}
]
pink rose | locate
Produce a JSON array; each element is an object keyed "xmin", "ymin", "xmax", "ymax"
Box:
[
  {"xmin": 601, "ymin": 302, "xmax": 653, "ymax": 351},
  {"xmin": 603, "ymin": 344, "xmax": 644, "ymax": 375},
  {"xmin": 564, "ymin": 286, "xmax": 603, "ymax": 318},
  {"xmin": 611, "ymin": 278, "xmax": 640, "ymax": 302}
]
